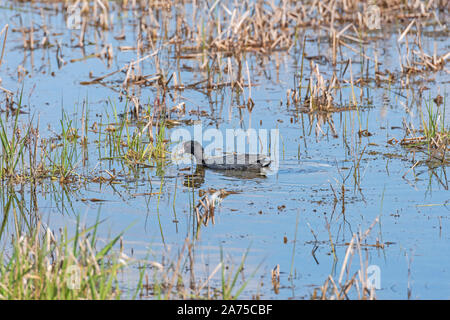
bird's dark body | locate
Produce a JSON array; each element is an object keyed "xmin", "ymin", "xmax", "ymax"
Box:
[{"xmin": 203, "ymin": 154, "xmax": 271, "ymax": 171}]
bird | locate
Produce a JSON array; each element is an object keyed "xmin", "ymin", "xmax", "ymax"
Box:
[{"xmin": 180, "ymin": 140, "xmax": 271, "ymax": 171}]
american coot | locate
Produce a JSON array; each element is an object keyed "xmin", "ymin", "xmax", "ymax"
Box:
[{"xmin": 182, "ymin": 140, "xmax": 271, "ymax": 171}]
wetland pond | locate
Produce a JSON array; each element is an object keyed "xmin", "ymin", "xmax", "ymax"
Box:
[{"xmin": 0, "ymin": 0, "xmax": 449, "ymax": 299}]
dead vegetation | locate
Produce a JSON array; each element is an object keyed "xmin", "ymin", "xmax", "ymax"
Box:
[
  {"xmin": 2, "ymin": 0, "xmax": 447, "ymax": 104},
  {"xmin": 0, "ymin": 0, "xmax": 448, "ymax": 300}
]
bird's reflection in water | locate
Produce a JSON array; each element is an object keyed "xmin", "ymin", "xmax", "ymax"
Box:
[
  {"xmin": 182, "ymin": 166, "xmax": 267, "ymax": 188},
  {"xmin": 182, "ymin": 167, "xmax": 205, "ymax": 188}
]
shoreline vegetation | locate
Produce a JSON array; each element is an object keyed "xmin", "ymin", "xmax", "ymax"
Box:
[{"xmin": 0, "ymin": 0, "xmax": 448, "ymax": 300}]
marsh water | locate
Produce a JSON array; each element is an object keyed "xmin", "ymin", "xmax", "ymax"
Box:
[{"xmin": 0, "ymin": 1, "xmax": 449, "ymax": 299}]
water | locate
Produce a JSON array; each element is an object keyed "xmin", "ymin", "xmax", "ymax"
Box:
[{"xmin": 0, "ymin": 1, "xmax": 449, "ymax": 299}]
